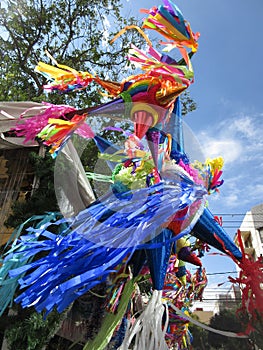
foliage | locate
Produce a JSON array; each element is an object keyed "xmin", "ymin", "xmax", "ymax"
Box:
[
  {"xmin": 188, "ymin": 314, "xmax": 209, "ymax": 350},
  {"xmin": 5, "ymin": 150, "xmax": 58, "ymax": 228},
  {"xmin": 5, "ymin": 308, "xmax": 67, "ymax": 350},
  {"xmin": 181, "ymin": 90, "xmax": 197, "ymax": 116},
  {"xmin": 46, "ymin": 335, "xmax": 83, "ymax": 350},
  {"xmin": 0, "ymin": 0, "xmax": 143, "ymax": 105},
  {"xmin": 237, "ymin": 309, "xmax": 263, "ymax": 349},
  {"xmin": 189, "ymin": 308, "xmax": 263, "ymax": 350},
  {"xmin": 207, "ymin": 308, "xmax": 252, "ymax": 350}
]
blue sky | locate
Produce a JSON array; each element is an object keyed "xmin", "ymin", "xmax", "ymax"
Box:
[{"xmin": 122, "ymin": 0, "xmax": 263, "ymax": 298}]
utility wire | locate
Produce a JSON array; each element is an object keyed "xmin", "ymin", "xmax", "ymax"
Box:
[
  {"xmin": 206, "ymin": 271, "xmax": 238, "ymax": 276},
  {"xmin": 214, "ymin": 213, "xmax": 263, "ymax": 215}
]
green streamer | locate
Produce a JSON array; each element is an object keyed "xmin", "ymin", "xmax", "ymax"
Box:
[
  {"xmin": 86, "ymin": 172, "xmax": 113, "ymax": 183},
  {"xmin": 0, "ymin": 213, "xmax": 63, "ymax": 316},
  {"xmin": 83, "ymin": 278, "xmax": 136, "ymax": 350}
]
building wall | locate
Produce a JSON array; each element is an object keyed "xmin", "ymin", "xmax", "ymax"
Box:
[
  {"xmin": 235, "ymin": 203, "xmax": 263, "ymax": 260},
  {"xmin": 251, "ymin": 203, "xmax": 263, "ymax": 258},
  {"xmin": 217, "ymin": 288, "xmax": 241, "ymax": 312},
  {"xmin": 193, "ymin": 309, "xmax": 214, "ymax": 324},
  {"xmin": 0, "ymin": 148, "xmax": 36, "ymax": 245}
]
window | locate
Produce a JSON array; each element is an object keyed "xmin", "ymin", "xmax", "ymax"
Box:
[
  {"xmin": 244, "ymin": 234, "xmax": 253, "ymax": 248},
  {"xmin": 259, "ymin": 228, "xmax": 263, "ymax": 243}
]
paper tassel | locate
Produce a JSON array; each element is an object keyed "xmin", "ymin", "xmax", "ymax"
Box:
[
  {"xmin": 141, "ymin": 0, "xmax": 199, "ymax": 52},
  {"xmin": 10, "ymin": 229, "xmax": 131, "ymax": 314},
  {"xmin": 5, "ymin": 177, "xmax": 206, "ymax": 315},
  {"xmin": 118, "ymin": 290, "xmax": 169, "ymax": 350},
  {"xmin": 128, "ymin": 45, "xmax": 194, "ymax": 85},
  {"xmin": 35, "ymin": 59, "xmax": 93, "ymax": 93},
  {"xmin": 0, "ymin": 213, "xmax": 64, "ymax": 316},
  {"xmin": 205, "ymin": 156, "xmax": 224, "ymax": 194},
  {"xmin": 38, "ymin": 114, "xmax": 94, "ymax": 156},
  {"xmin": 69, "ymin": 179, "xmax": 206, "ymax": 250},
  {"xmin": 12, "ymin": 103, "xmax": 76, "ymax": 144}
]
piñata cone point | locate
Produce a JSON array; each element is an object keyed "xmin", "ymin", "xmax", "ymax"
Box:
[
  {"xmin": 133, "ymin": 111, "xmax": 153, "ymax": 139},
  {"xmin": 178, "ymin": 246, "xmax": 202, "ymax": 267},
  {"xmin": 146, "ymin": 129, "xmax": 160, "ymax": 168}
]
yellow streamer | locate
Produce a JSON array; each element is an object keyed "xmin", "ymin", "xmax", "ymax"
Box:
[{"xmin": 110, "ymin": 25, "xmax": 152, "ymax": 47}]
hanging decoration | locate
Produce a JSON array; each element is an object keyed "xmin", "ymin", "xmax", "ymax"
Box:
[{"xmin": 1, "ymin": 1, "xmax": 262, "ymax": 349}]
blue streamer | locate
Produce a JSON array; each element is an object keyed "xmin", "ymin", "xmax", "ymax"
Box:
[
  {"xmin": 0, "ymin": 213, "xmax": 63, "ymax": 316},
  {"xmin": 3, "ymin": 173, "xmax": 206, "ymax": 315},
  {"xmin": 67, "ymin": 178, "xmax": 206, "ymax": 249},
  {"xmin": 10, "ymin": 231, "xmax": 131, "ymax": 314},
  {"xmin": 159, "ymin": 1, "xmax": 190, "ymax": 39}
]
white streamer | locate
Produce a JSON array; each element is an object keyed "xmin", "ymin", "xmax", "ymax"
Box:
[
  {"xmin": 118, "ymin": 290, "xmax": 169, "ymax": 350},
  {"xmin": 169, "ymin": 303, "xmax": 248, "ymax": 338}
]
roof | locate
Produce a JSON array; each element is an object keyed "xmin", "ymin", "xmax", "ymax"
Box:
[{"xmin": 251, "ymin": 203, "xmax": 263, "ymax": 229}]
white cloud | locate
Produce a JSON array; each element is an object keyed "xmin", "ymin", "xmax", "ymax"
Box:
[
  {"xmin": 197, "ymin": 132, "xmax": 242, "ymax": 164},
  {"xmin": 220, "ymin": 114, "xmax": 262, "ymax": 140},
  {"xmin": 231, "ymin": 116, "xmax": 256, "ymax": 138},
  {"xmin": 217, "ymin": 170, "xmax": 263, "ymax": 210},
  {"xmin": 223, "ymin": 193, "xmax": 239, "ymax": 207},
  {"xmin": 207, "ymin": 140, "xmax": 241, "ymax": 163},
  {"xmin": 253, "ymin": 183, "xmax": 263, "ymax": 194},
  {"xmin": 194, "ymin": 113, "xmax": 263, "ymax": 213},
  {"xmin": 197, "ymin": 113, "xmax": 263, "ymax": 166}
]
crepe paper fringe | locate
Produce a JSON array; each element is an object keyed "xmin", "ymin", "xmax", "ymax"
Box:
[
  {"xmin": 0, "ymin": 213, "xmax": 63, "ymax": 316},
  {"xmin": 141, "ymin": 0, "xmax": 199, "ymax": 52},
  {"xmin": 37, "ymin": 114, "xmax": 94, "ymax": 157},
  {"xmin": 68, "ymin": 179, "xmax": 206, "ymax": 250},
  {"xmin": 221, "ymin": 230, "xmax": 263, "ymax": 333},
  {"xmin": 9, "ymin": 230, "xmax": 131, "ymax": 315},
  {"xmin": 35, "ymin": 57, "xmax": 93, "ymax": 93},
  {"xmin": 162, "ymin": 262, "xmax": 207, "ymax": 347},
  {"xmin": 118, "ymin": 289, "xmax": 169, "ymax": 350},
  {"xmin": 204, "ymin": 156, "xmax": 224, "ymax": 194},
  {"xmin": 86, "ymin": 172, "xmax": 113, "ymax": 183},
  {"xmin": 3, "ymin": 176, "xmax": 205, "ymax": 316},
  {"xmin": 33, "ymin": 0, "xmax": 198, "ymax": 110},
  {"xmin": 105, "ymin": 271, "xmax": 131, "ymax": 314},
  {"xmin": 12, "ymin": 103, "xmax": 77, "ymax": 144},
  {"xmin": 128, "ymin": 45, "xmax": 194, "ymax": 84},
  {"xmin": 110, "ymin": 25, "xmax": 152, "ymax": 47},
  {"xmin": 188, "ymin": 267, "xmax": 208, "ymax": 301},
  {"xmin": 83, "ymin": 278, "xmax": 136, "ymax": 350}
]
